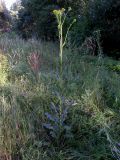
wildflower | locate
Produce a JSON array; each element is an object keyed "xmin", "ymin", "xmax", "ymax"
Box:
[{"xmin": 53, "ymin": 8, "xmax": 65, "ymax": 16}]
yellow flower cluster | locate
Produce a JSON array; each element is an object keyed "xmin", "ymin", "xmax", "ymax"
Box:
[{"xmin": 53, "ymin": 8, "xmax": 65, "ymax": 15}]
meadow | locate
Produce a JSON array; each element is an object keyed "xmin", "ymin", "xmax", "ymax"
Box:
[{"xmin": 0, "ymin": 33, "xmax": 120, "ymax": 160}]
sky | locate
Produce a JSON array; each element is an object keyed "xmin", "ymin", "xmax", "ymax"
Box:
[{"xmin": 4, "ymin": 0, "xmax": 17, "ymax": 10}]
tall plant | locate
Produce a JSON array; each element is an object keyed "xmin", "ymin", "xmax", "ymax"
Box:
[{"xmin": 53, "ymin": 8, "xmax": 76, "ymax": 76}]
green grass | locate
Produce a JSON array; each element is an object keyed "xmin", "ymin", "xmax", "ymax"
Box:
[{"xmin": 0, "ymin": 34, "xmax": 120, "ymax": 160}]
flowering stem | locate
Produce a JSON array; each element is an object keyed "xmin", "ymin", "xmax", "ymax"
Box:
[{"xmin": 53, "ymin": 8, "xmax": 76, "ymax": 78}]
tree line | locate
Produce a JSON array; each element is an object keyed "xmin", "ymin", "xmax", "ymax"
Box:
[{"xmin": 0, "ymin": 0, "xmax": 120, "ymax": 58}]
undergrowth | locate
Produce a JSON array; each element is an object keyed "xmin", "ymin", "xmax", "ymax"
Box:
[{"xmin": 0, "ymin": 33, "xmax": 120, "ymax": 160}]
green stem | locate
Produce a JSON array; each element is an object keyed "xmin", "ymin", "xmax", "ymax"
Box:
[{"xmin": 60, "ymin": 25, "xmax": 63, "ymax": 76}]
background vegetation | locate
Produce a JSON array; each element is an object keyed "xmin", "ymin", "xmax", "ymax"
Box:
[
  {"xmin": 0, "ymin": 0, "xmax": 120, "ymax": 160},
  {"xmin": 12, "ymin": 0, "xmax": 120, "ymax": 58}
]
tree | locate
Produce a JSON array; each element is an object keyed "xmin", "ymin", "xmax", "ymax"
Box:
[
  {"xmin": 0, "ymin": 0, "xmax": 11, "ymax": 32},
  {"xmin": 15, "ymin": 0, "xmax": 120, "ymax": 58},
  {"xmin": 16, "ymin": 0, "xmax": 78, "ymax": 39}
]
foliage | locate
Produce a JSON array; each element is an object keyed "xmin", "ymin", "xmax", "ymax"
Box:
[
  {"xmin": 43, "ymin": 98, "xmax": 72, "ymax": 145},
  {"xmin": 15, "ymin": 8, "xmax": 34, "ymax": 39},
  {"xmin": 14, "ymin": 0, "xmax": 120, "ymax": 58},
  {"xmin": 72, "ymin": 0, "xmax": 120, "ymax": 57},
  {"xmin": 16, "ymin": 0, "xmax": 59, "ymax": 39},
  {"xmin": 0, "ymin": 28, "xmax": 120, "ymax": 160},
  {"xmin": 0, "ymin": 0, "xmax": 11, "ymax": 33},
  {"xmin": 0, "ymin": 51, "xmax": 9, "ymax": 85}
]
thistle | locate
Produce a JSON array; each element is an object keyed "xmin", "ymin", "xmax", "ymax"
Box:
[{"xmin": 43, "ymin": 95, "xmax": 73, "ymax": 145}]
